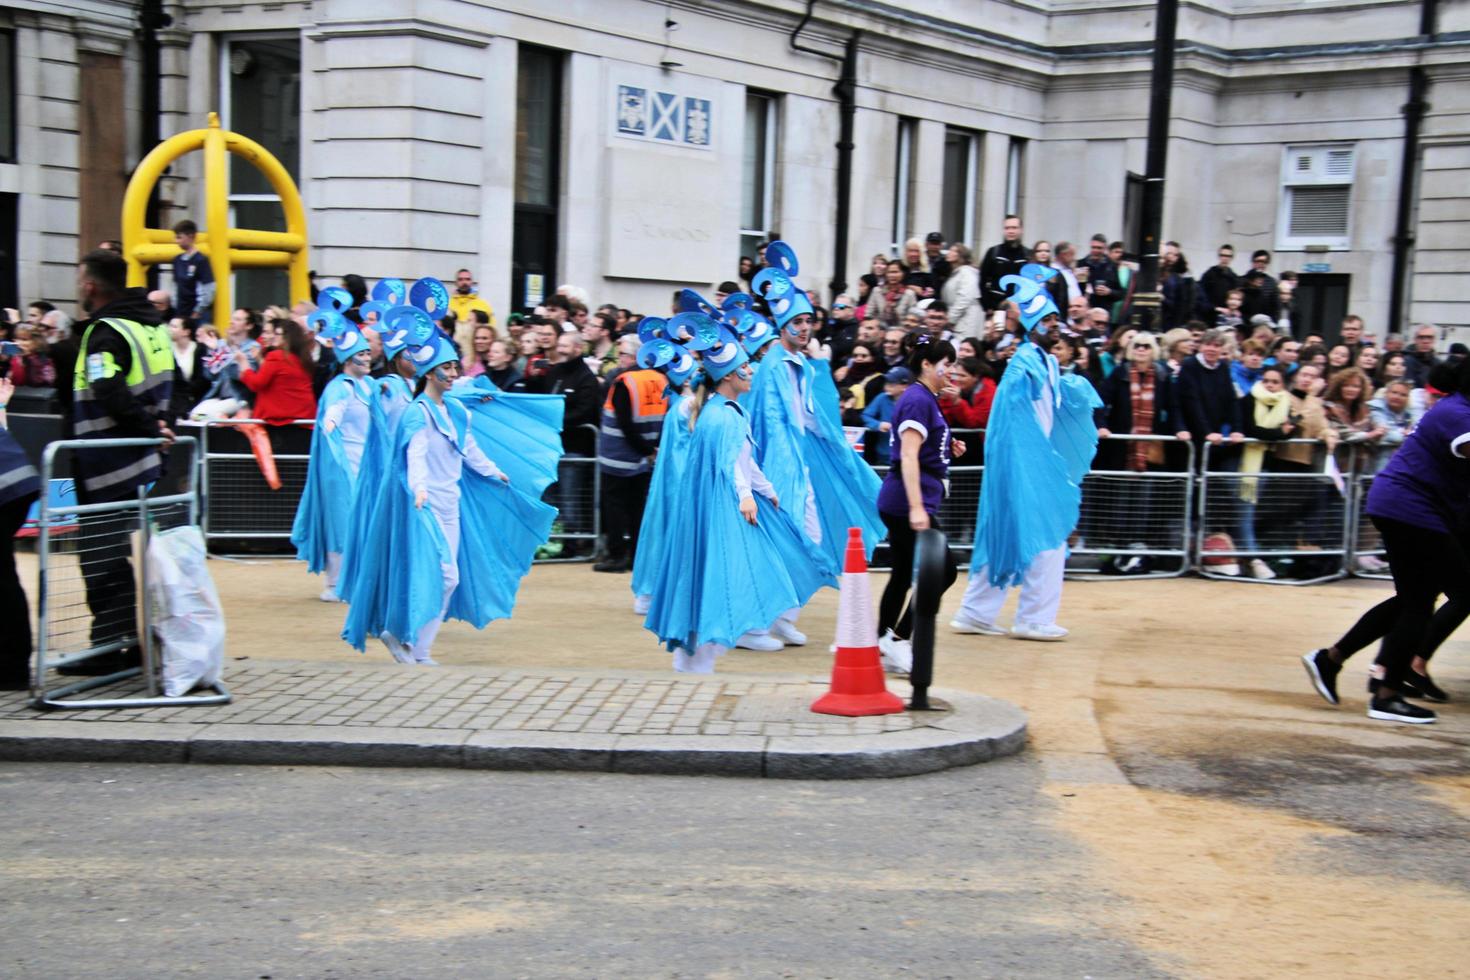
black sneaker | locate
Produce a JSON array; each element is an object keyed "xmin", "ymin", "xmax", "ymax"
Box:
[
  {"xmin": 1301, "ymin": 650, "xmax": 1340, "ymax": 706},
  {"xmin": 1366, "ymin": 696, "xmax": 1437, "ymax": 724},
  {"xmin": 1402, "ymin": 670, "xmax": 1450, "ymax": 704}
]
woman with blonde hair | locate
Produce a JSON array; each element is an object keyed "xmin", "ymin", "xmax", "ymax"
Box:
[{"xmin": 940, "ymin": 243, "xmax": 983, "ymax": 337}]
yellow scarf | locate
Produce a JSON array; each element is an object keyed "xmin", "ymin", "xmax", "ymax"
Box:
[{"xmin": 1240, "ymin": 381, "xmax": 1291, "ymax": 503}]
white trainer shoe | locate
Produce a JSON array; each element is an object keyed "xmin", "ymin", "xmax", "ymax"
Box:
[
  {"xmin": 877, "ymin": 630, "xmax": 913, "ymax": 674},
  {"xmin": 380, "ymin": 632, "xmax": 415, "ymax": 665},
  {"xmin": 1011, "ymin": 622, "xmax": 1069, "ymax": 642},
  {"xmin": 673, "ymin": 647, "xmax": 716, "ymax": 673},
  {"xmin": 632, "ymin": 594, "xmax": 652, "ymax": 616},
  {"xmin": 416, "ymin": 657, "xmax": 440, "ymax": 667},
  {"xmin": 770, "ymin": 619, "xmax": 808, "ymax": 646},
  {"xmin": 319, "ymin": 588, "xmax": 343, "ymax": 603},
  {"xmin": 950, "ymin": 613, "xmax": 1008, "ymax": 636},
  {"xmin": 1249, "ymin": 558, "xmax": 1277, "ymax": 580},
  {"xmin": 736, "ymin": 630, "xmax": 784, "ymax": 652}
]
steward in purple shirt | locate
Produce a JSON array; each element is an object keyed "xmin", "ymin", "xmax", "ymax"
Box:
[{"xmin": 874, "ymin": 336, "xmax": 966, "ymax": 673}]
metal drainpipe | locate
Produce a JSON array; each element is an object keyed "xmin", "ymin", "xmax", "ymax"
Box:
[
  {"xmin": 137, "ymin": 0, "xmax": 168, "ymax": 283},
  {"xmin": 790, "ymin": 2, "xmax": 860, "ymax": 302},
  {"xmin": 1388, "ymin": 0, "xmax": 1437, "ymax": 337}
]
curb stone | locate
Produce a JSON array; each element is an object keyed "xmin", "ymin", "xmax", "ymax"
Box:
[{"xmin": 0, "ymin": 688, "xmax": 1026, "ymax": 779}]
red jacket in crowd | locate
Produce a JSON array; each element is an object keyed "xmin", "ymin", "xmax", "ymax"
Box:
[
  {"xmin": 940, "ymin": 377, "xmax": 996, "ymax": 431},
  {"xmin": 240, "ymin": 349, "xmax": 317, "ymax": 424}
]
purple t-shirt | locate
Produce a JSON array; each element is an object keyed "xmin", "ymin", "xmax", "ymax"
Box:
[
  {"xmin": 1366, "ymin": 393, "xmax": 1470, "ymax": 534},
  {"xmin": 877, "ymin": 383, "xmax": 951, "ymax": 516}
]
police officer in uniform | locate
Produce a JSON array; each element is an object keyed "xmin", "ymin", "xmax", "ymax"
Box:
[
  {"xmin": 593, "ymin": 345, "xmax": 667, "ymax": 572},
  {"xmin": 61, "ymin": 249, "xmax": 175, "ymax": 676}
]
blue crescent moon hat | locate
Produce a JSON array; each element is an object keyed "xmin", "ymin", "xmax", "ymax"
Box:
[
  {"xmin": 408, "ymin": 277, "xmax": 451, "ymax": 317},
  {"xmin": 318, "ymin": 286, "xmax": 354, "ymax": 314},
  {"xmin": 332, "ymin": 325, "xmax": 371, "ymax": 364},
  {"xmin": 668, "ymin": 312, "xmax": 722, "ymax": 351},
  {"xmin": 637, "ymin": 337, "xmax": 700, "ymax": 389},
  {"xmin": 1001, "ymin": 263, "xmax": 1061, "ymax": 332},
  {"xmin": 737, "ymin": 311, "xmax": 779, "ymax": 355},
  {"xmin": 701, "ymin": 325, "xmax": 750, "ymax": 382},
  {"xmin": 637, "ymin": 316, "xmax": 671, "ymax": 346},
  {"xmin": 371, "ymin": 277, "xmax": 407, "ymax": 307},
  {"xmin": 407, "ymin": 333, "xmax": 459, "ymax": 378},
  {"xmin": 678, "ymin": 288, "xmax": 720, "ymax": 319},
  {"xmin": 720, "ymin": 291, "xmax": 755, "ymax": 313},
  {"xmin": 308, "ymin": 309, "xmax": 349, "ymax": 342},
  {"xmin": 754, "ymin": 242, "xmax": 815, "ymax": 332},
  {"xmin": 763, "ymin": 240, "xmax": 800, "ymax": 276}
]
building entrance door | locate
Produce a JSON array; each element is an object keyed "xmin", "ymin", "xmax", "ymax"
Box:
[{"xmin": 1294, "ymin": 273, "xmax": 1351, "ymax": 342}]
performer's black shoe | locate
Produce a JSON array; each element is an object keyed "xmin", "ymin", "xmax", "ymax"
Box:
[
  {"xmin": 593, "ymin": 557, "xmax": 631, "ymax": 573},
  {"xmin": 56, "ymin": 647, "xmax": 141, "ymax": 676},
  {"xmin": 1402, "ymin": 670, "xmax": 1449, "ymax": 703}
]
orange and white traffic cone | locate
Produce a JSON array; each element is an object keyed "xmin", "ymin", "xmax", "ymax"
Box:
[{"xmin": 811, "ymin": 527, "xmax": 905, "ymax": 716}]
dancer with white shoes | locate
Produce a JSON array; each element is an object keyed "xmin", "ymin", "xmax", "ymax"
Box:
[
  {"xmin": 951, "ymin": 264, "xmax": 1100, "ymax": 642},
  {"xmin": 342, "ymin": 322, "xmax": 560, "ymax": 665},
  {"xmin": 291, "ymin": 315, "xmax": 375, "ymax": 602},
  {"xmin": 745, "ymin": 241, "xmax": 884, "ymax": 650},
  {"xmin": 641, "ymin": 323, "xmax": 835, "ymax": 673}
]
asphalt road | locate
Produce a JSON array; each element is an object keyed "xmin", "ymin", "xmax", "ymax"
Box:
[{"xmin": 1, "ymin": 759, "xmax": 1164, "ymax": 980}]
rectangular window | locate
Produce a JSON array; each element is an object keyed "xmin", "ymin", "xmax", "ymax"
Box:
[
  {"xmin": 892, "ymin": 117, "xmax": 916, "ymax": 254},
  {"xmin": 1005, "ymin": 137, "xmax": 1026, "ymax": 217},
  {"xmin": 941, "ymin": 127, "xmax": 978, "ymax": 248},
  {"xmin": 1122, "ymin": 171, "xmax": 1146, "ymax": 260},
  {"xmin": 220, "ymin": 35, "xmax": 301, "ymax": 311},
  {"xmin": 512, "ymin": 45, "xmax": 563, "ymax": 314},
  {"xmin": 1278, "ymin": 144, "xmax": 1354, "ymax": 249},
  {"xmin": 0, "ymin": 31, "xmax": 13, "ymax": 163},
  {"xmin": 741, "ymin": 92, "xmax": 777, "ymax": 263}
]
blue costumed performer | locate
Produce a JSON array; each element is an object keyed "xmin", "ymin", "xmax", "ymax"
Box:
[
  {"xmin": 290, "ymin": 314, "xmax": 375, "ymax": 602},
  {"xmin": 630, "ymin": 322, "xmax": 701, "ymax": 616},
  {"xmin": 952, "ymin": 263, "xmax": 1101, "ymax": 641},
  {"xmin": 643, "ymin": 324, "xmax": 836, "ymax": 673},
  {"xmin": 743, "ymin": 240, "xmax": 883, "ymax": 650},
  {"xmin": 342, "ymin": 325, "xmax": 559, "ymax": 665}
]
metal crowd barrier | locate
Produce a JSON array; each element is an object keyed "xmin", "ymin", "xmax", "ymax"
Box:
[
  {"xmin": 1195, "ymin": 439, "xmax": 1350, "ymax": 586},
  {"xmin": 32, "ymin": 437, "xmax": 231, "ymax": 709},
  {"xmin": 1347, "ymin": 470, "xmax": 1392, "ymax": 580},
  {"xmin": 538, "ymin": 424, "xmax": 602, "ymax": 563},
  {"xmin": 195, "ymin": 417, "xmax": 315, "ymax": 551},
  {"xmin": 1068, "ymin": 435, "xmax": 1195, "ymax": 579}
]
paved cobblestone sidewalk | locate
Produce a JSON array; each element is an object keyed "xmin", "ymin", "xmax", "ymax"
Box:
[{"xmin": 0, "ymin": 660, "xmax": 1027, "ymax": 778}]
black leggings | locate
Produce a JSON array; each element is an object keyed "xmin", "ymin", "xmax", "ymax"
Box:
[
  {"xmin": 878, "ymin": 510, "xmax": 958, "ymax": 641},
  {"xmin": 1333, "ymin": 523, "xmax": 1470, "ymax": 665},
  {"xmin": 0, "ymin": 493, "xmax": 37, "ymax": 685},
  {"xmin": 1358, "ymin": 516, "xmax": 1470, "ymax": 692}
]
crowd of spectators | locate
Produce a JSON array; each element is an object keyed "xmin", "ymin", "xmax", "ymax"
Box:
[{"xmin": 1, "ymin": 219, "xmax": 1456, "ymax": 576}]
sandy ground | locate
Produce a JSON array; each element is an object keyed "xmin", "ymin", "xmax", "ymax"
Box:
[{"xmin": 18, "ymin": 553, "xmax": 1470, "ymax": 976}]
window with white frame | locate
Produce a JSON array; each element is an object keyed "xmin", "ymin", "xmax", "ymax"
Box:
[
  {"xmin": 220, "ymin": 35, "xmax": 300, "ymax": 310},
  {"xmin": 741, "ymin": 92, "xmax": 777, "ymax": 264},
  {"xmin": 941, "ymin": 127, "xmax": 978, "ymax": 249},
  {"xmin": 1005, "ymin": 137, "xmax": 1026, "ymax": 218},
  {"xmin": 892, "ymin": 117, "xmax": 916, "ymax": 254},
  {"xmin": 1278, "ymin": 144, "xmax": 1354, "ymax": 250}
]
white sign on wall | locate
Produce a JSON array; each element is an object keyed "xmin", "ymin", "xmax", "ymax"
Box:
[{"xmin": 615, "ymin": 84, "xmax": 713, "ymax": 150}]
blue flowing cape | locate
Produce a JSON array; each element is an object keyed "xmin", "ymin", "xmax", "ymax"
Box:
[
  {"xmin": 290, "ymin": 374, "xmax": 370, "ymax": 573},
  {"xmin": 643, "ymin": 395, "xmax": 836, "ymax": 652},
  {"xmin": 969, "ymin": 341, "xmax": 1101, "ymax": 586},
  {"xmin": 341, "ymin": 385, "xmax": 561, "ymax": 651},
  {"xmin": 745, "ymin": 349, "xmax": 884, "ymax": 564},
  {"xmin": 631, "ymin": 391, "xmax": 695, "ymax": 599}
]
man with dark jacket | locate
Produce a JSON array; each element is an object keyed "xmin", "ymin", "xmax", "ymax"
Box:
[
  {"xmin": 1177, "ymin": 328, "xmax": 1244, "ymax": 469},
  {"xmin": 1077, "ymin": 235, "xmax": 1119, "ymax": 311},
  {"xmin": 66, "ymin": 249, "xmax": 176, "ymax": 675},
  {"xmin": 1240, "ymin": 250, "xmax": 1280, "ymax": 323},
  {"xmin": 1403, "ymin": 324, "xmax": 1442, "ymax": 387},
  {"xmin": 979, "ymin": 215, "xmax": 1030, "ymax": 312},
  {"xmin": 541, "ymin": 331, "xmax": 602, "ymax": 552},
  {"xmin": 1198, "ymin": 244, "xmax": 1240, "ymax": 318}
]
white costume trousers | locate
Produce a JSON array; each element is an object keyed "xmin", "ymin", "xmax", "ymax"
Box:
[
  {"xmin": 409, "ymin": 501, "xmax": 460, "ymax": 663},
  {"xmin": 960, "ymin": 546, "xmax": 1066, "ymax": 627}
]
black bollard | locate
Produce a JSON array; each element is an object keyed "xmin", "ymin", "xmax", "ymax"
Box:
[{"xmin": 907, "ymin": 527, "xmax": 948, "ymax": 710}]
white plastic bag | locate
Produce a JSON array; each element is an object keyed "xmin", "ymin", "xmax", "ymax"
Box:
[{"xmin": 146, "ymin": 526, "xmax": 226, "ymax": 697}]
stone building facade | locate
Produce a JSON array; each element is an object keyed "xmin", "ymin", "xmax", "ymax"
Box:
[{"xmin": 3, "ymin": 0, "xmax": 1467, "ymax": 341}]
